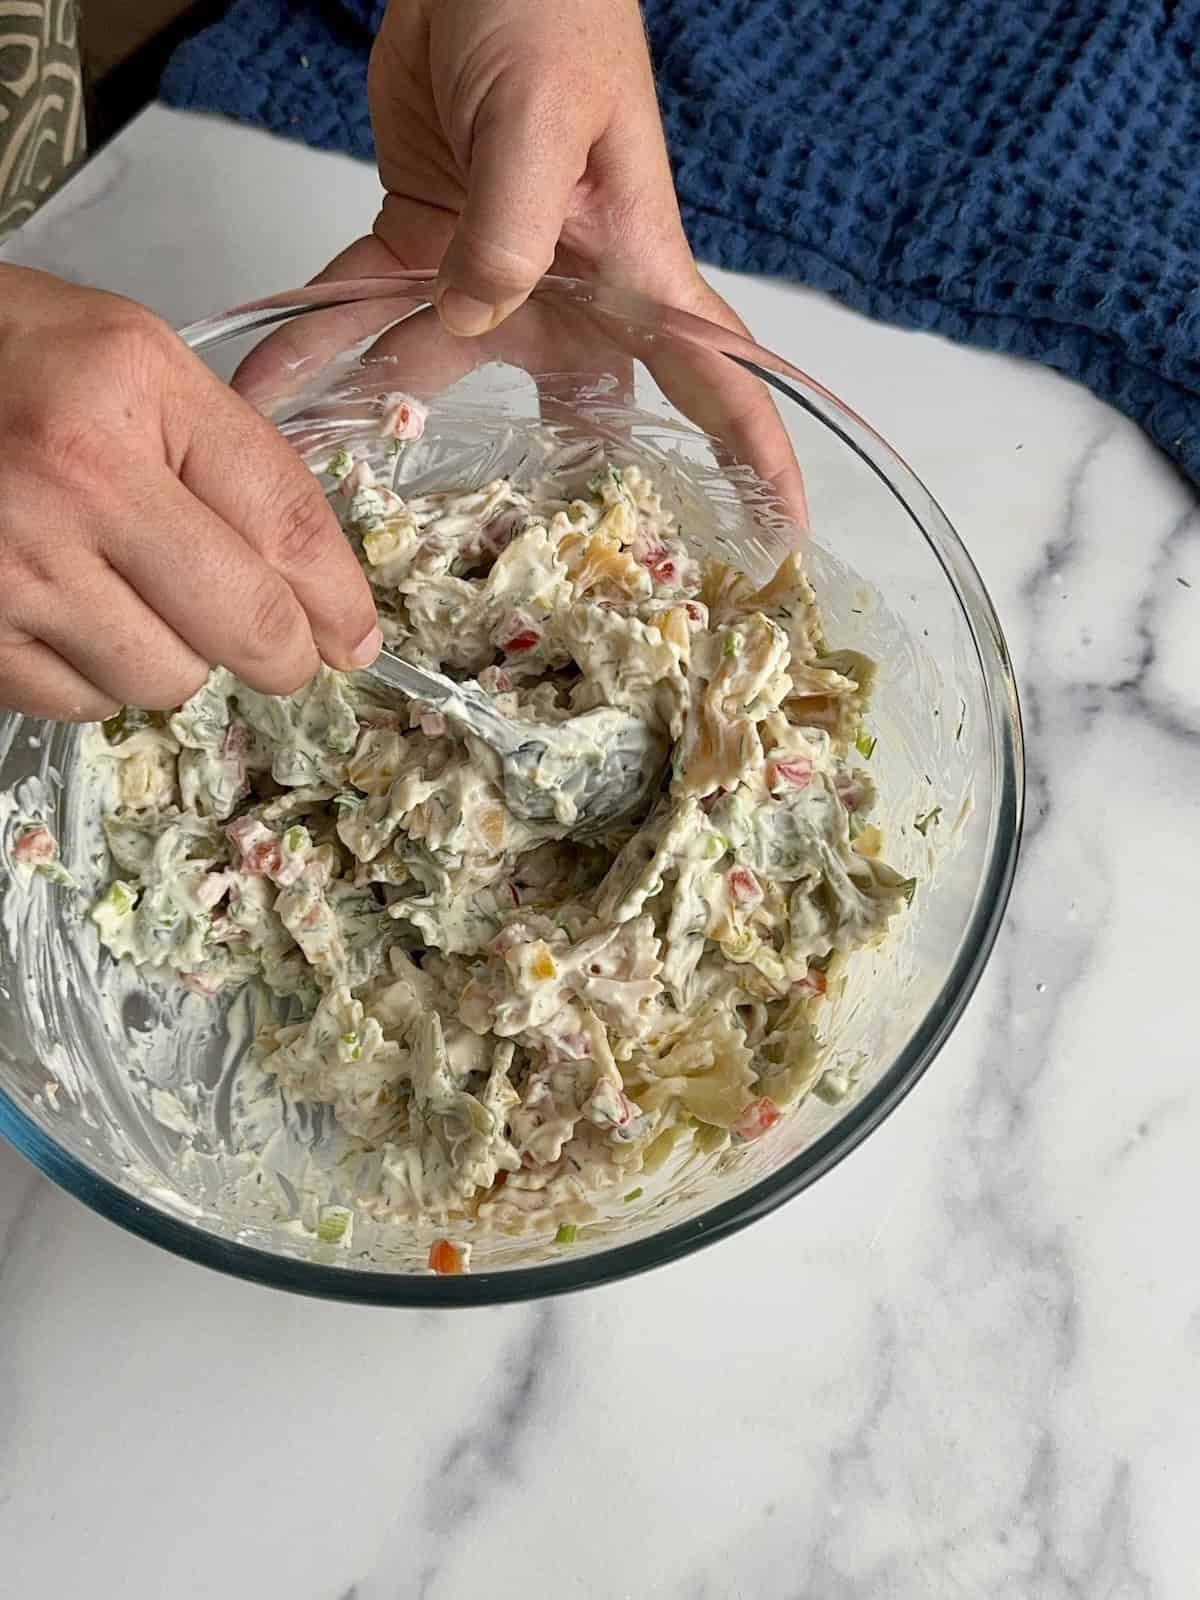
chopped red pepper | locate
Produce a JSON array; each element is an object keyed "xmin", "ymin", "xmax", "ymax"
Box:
[
  {"xmin": 732, "ymin": 1097, "xmax": 782, "ymax": 1139},
  {"xmin": 505, "ymin": 630, "xmax": 540, "ymax": 654},
  {"xmin": 767, "ymin": 757, "xmax": 814, "ymax": 792},
  {"xmin": 727, "ymin": 865, "xmax": 762, "ymax": 907},
  {"xmin": 12, "ymin": 824, "xmax": 56, "ymax": 866},
  {"xmin": 428, "ymin": 1238, "xmax": 466, "ymax": 1275},
  {"xmin": 225, "ymin": 817, "xmax": 283, "ymax": 879},
  {"xmin": 795, "ymin": 965, "xmax": 828, "ymax": 998}
]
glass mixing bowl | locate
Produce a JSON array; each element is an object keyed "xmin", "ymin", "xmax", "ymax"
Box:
[{"xmin": 0, "ymin": 275, "xmax": 1023, "ymax": 1304}]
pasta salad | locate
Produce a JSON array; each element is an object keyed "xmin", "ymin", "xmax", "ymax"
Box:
[{"xmin": 90, "ymin": 435, "xmax": 912, "ymax": 1259}]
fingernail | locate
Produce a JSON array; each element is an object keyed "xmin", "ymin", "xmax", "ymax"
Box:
[
  {"xmin": 348, "ymin": 625, "xmax": 383, "ymax": 668},
  {"xmin": 436, "ymin": 287, "xmax": 497, "ymax": 337}
]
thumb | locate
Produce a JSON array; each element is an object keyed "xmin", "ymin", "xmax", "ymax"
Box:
[{"xmin": 435, "ymin": 87, "xmax": 589, "ymax": 336}]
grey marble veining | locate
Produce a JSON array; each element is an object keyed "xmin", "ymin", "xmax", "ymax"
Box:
[{"xmin": 2, "ymin": 106, "xmax": 1197, "ymax": 1599}]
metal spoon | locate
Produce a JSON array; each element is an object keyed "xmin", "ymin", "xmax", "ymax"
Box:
[{"xmin": 360, "ymin": 647, "xmax": 668, "ymax": 834}]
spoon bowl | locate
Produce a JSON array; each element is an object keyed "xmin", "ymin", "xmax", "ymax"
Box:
[{"xmin": 360, "ymin": 646, "xmax": 669, "ymax": 834}]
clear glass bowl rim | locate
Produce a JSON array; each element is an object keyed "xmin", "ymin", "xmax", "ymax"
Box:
[{"xmin": 0, "ymin": 273, "xmax": 1025, "ymax": 1305}]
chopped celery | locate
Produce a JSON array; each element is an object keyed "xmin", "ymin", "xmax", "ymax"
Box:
[
  {"xmin": 99, "ymin": 880, "xmax": 137, "ymax": 917},
  {"xmin": 554, "ymin": 1223, "xmax": 577, "ymax": 1245},
  {"xmin": 855, "ymin": 726, "xmax": 877, "ymax": 759},
  {"xmin": 316, "ymin": 1206, "xmax": 353, "ymax": 1245},
  {"xmin": 623, "ymin": 1187, "xmax": 643, "ymax": 1203},
  {"xmin": 325, "ymin": 448, "xmax": 353, "ymax": 480},
  {"xmin": 722, "ymin": 631, "xmax": 743, "ymax": 659}
]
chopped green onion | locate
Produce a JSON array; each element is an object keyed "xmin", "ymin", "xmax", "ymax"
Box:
[
  {"xmin": 316, "ymin": 1206, "xmax": 353, "ymax": 1245},
  {"xmin": 339, "ymin": 1031, "xmax": 362, "ymax": 1062},
  {"xmin": 914, "ymin": 806, "xmax": 942, "ymax": 836},
  {"xmin": 332, "ymin": 790, "xmax": 364, "ymax": 813},
  {"xmin": 623, "ymin": 1187, "xmax": 643, "ymax": 1203},
  {"xmin": 36, "ymin": 861, "xmax": 76, "ymax": 888},
  {"xmin": 722, "ymin": 632, "xmax": 743, "ymax": 659},
  {"xmin": 855, "ymin": 726, "xmax": 877, "ymax": 759},
  {"xmin": 554, "ymin": 1223, "xmax": 577, "ymax": 1245},
  {"xmin": 284, "ymin": 826, "xmax": 309, "ymax": 854},
  {"xmin": 326, "ymin": 448, "xmax": 353, "ymax": 480},
  {"xmin": 899, "ymin": 877, "xmax": 917, "ymax": 905}
]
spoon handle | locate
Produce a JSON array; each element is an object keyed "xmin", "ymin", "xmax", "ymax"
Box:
[
  {"xmin": 361, "ymin": 647, "xmax": 456, "ymax": 706},
  {"xmin": 361, "ymin": 647, "xmax": 521, "ymax": 753}
]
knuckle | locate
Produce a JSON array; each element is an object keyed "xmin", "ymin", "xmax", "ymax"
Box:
[
  {"xmin": 243, "ymin": 576, "xmax": 307, "ymax": 662},
  {"xmin": 137, "ymin": 663, "xmax": 208, "ymax": 713},
  {"xmin": 5, "ymin": 396, "xmax": 95, "ymax": 477},
  {"xmin": 0, "ymin": 550, "xmax": 58, "ymax": 629},
  {"xmin": 449, "ymin": 230, "xmax": 550, "ymax": 298},
  {"xmin": 259, "ymin": 656, "xmax": 319, "ymax": 698},
  {"xmin": 95, "ymin": 301, "xmax": 176, "ymax": 377},
  {"xmin": 267, "ymin": 483, "xmax": 339, "ymax": 575}
]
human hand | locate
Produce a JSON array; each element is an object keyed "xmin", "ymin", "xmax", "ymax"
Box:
[
  {"xmin": 0, "ymin": 266, "xmax": 381, "ymax": 722},
  {"xmin": 305, "ymin": 0, "xmax": 807, "ymax": 526}
]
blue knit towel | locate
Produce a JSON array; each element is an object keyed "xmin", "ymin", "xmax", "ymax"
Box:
[{"xmin": 162, "ymin": 0, "xmax": 1200, "ymax": 485}]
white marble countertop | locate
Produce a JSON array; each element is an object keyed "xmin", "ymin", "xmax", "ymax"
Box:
[{"xmin": 2, "ymin": 105, "xmax": 1197, "ymax": 1599}]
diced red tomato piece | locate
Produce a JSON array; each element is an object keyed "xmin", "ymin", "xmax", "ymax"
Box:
[
  {"xmin": 732, "ymin": 1097, "xmax": 782, "ymax": 1139},
  {"xmin": 12, "ymin": 824, "xmax": 56, "ymax": 866},
  {"xmin": 428, "ymin": 1238, "xmax": 466, "ymax": 1275}
]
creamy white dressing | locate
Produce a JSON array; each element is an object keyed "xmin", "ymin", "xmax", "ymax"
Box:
[{"xmin": 83, "ymin": 454, "xmax": 912, "ymax": 1246}]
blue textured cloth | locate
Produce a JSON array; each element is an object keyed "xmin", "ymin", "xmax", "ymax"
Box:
[{"xmin": 162, "ymin": 1, "xmax": 1200, "ymax": 484}]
